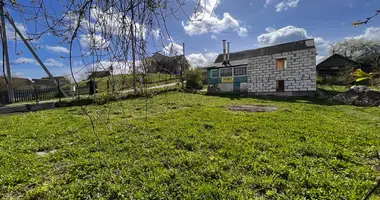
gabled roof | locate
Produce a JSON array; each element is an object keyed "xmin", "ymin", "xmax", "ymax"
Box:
[
  {"xmin": 205, "ymin": 59, "xmax": 249, "ymax": 69},
  {"xmin": 150, "ymin": 52, "xmax": 189, "ymax": 66},
  {"xmin": 41, "ymin": 76, "xmax": 68, "ymax": 81},
  {"xmin": 316, "ymin": 54, "xmax": 358, "ymax": 68},
  {"xmin": 214, "ymin": 39, "xmax": 315, "ymax": 63},
  {"xmin": 205, "ymin": 39, "xmax": 315, "ymax": 69},
  {"xmin": 152, "ymin": 52, "xmax": 184, "ymax": 60}
]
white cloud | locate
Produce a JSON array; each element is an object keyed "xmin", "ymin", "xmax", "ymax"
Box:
[
  {"xmin": 5, "ymin": 22, "xmax": 40, "ymax": 43},
  {"xmin": 350, "ymin": 27, "xmax": 380, "ymax": 40},
  {"xmin": 275, "ymin": 0, "xmax": 299, "ymax": 12},
  {"xmin": 64, "ymin": 7, "xmax": 146, "ymax": 39},
  {"xmin": 314, "ymin": 37, "xmax": 330, "ymax": 54},
  {"xmin": 257, "ymin": 26, "xmax": 329, "ymax": 55},
  {"xmin": 163, "ymin": 42, "xmax": 183, "ymax": 55},
  {"xmin": 79, "ymin": 34, "xmax": 110, "ymax": 49},
  {"xmin": 182, "ymin": 0, "xmax": 247, "ymax": 37},
  {"xmin": 45, "ymin": 45, "xmax": 70, "ymax": 53},
  {"xmin": 265, "ymin": 0, "xmax": 300, "ymax": 12},
  {"xmin": 6, "ymin": 22, "xmax": 28, "ymax": 41},
  {"xmin": 265, "ymin": 27, "xmax": 276, "ymax": 32},
  {"xmin": 13, "ymin": 57, "xmax": 37, "ymax": 65},
  {"xmin": 211, "ymin": 35, "xmax": 218, "ymax": 40},
  {"xmin": 187, "ymin": 52, "xmax": 219, "ymax": 67},
  {"xmin": 152, "ymin": 28, "xmax": 160, "ymax": 40},
  {"xmin": 258, "ymin": 26, "xmax": 307, "ymax": 45},
  {"xmin": 59, "ymin": 61, "xmax": 87, "ymax": 82},
  {"xmin": 45, "ymin": 58, "xmax": 64, "ymax": 67},
  {"xmin": 316, "ymin": 55, "xmax": 326, "ymax": 64},
  {"xmin": 237, "ymin": 27, "xmax": 248, "ymax": 37},
  {"xmin": 89, "ymin": 7, "xmax": 147, "ymax": 39}
]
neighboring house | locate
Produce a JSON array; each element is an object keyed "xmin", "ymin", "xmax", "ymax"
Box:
[
  {"xmin": 146, "ymin": 52, "xmax": 190, "ymax": 74},
  {"xmin": 0, "ymin": 77, "xmax": 33, "ymax": 91},
  {"xmin": 32, "ymin": 79, "xmax": 56, "ymax": 89},
  {"xmin": 88, "ymin": 70, "xmax": 111, "ymax": 79},
  {"xmin": 316, "ymin": 54, "xmax": 359, "ymax": 77},
  {"xmin": 33, "ymin": 76, "xmax": 70, "ymax": 89},
  {"xmin": 41, "ymin": 76, "xmax": 70, "ymax": 86},
  {"xmin": 205, "ymin": 39, "xmax": 317, "ymax": 96}
]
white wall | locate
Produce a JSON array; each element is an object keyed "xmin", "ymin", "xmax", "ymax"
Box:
[{"xmin": 247, "ymin": 48, "xmax": 317, "ymax": 93}]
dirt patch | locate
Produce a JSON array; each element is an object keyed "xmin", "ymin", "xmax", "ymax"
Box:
[{"xmin": 227, "ymin": 105, "xmax": 278, "ymax": 112}]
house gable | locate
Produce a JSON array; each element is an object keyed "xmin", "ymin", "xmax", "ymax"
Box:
[
  {"xmin": 317, "ymin": 54, "xmax": 358, "ymax": 70},
  {"xmin": 147, "ymin": 52, "xmax": 189, "ymax": 74}
]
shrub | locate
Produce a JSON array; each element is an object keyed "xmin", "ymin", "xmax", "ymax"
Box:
[
  {"xmin": 316, "ymin": 76, "xmax": 324, "ymax": 84},
  {"xmin": 93, "ymin": 93, "xmax": 119, "ymax": 105},
  {"xmin": 55, "ymin": 98, "xmax": 94, "ymax": 107},
  {"xmin": 184, "ymin": 68, "xmax": 203, "ymax": 90}
]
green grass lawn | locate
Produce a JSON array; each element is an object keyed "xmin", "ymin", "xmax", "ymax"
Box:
[
  {"xmin": 1, "ymin": 92, "xmax": 379, "ymax": 199},
  {"xmin": 318, "ymin": 84, "xmax": 349, "ymax": 93},
  {"xmin": 66, "ymin": 73, "xmax": 178, "ymax": 92}
]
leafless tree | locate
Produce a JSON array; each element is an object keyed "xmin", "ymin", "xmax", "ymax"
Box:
[{"xmin": 1, "ymin": 0, "xmax": 210, "ymax": 149}]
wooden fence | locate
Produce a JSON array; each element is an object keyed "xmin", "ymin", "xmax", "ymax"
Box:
[{"xmin": 0, "ymin": 88, "xmax": 61, "ymax": 104}]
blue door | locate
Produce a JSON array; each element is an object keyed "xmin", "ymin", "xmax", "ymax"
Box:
[{"xmin": 233, "ymin": 82, "xmax": 240, "ymax": 92}]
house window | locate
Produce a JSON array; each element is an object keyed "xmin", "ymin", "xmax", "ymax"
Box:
[
  {"xmin": 210, "ymin": 69, "xmax": 219, "ymax": 78},
  {"xmin": 220, "ymin": 68, "xmax": 233, "ymax": 77},
  {"xmin": 276, "ymin": 80, "xmax": 285, "ymax": 92},
  {"xmin": 276, "ymin": 58, "xmax": 287, "ymax": 69},
  {"xmin": 234, "ymin": 66, "xmax": 247, "ymax": 76}
]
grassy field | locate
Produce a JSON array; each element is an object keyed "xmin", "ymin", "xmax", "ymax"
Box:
[
  {"xmin": 317, "ymin": 84, "xmax": 349, "ymax": 93},
  {"xmin": 66, "ymin": 73, "xmax": 179, "ymax": 92},
  {"xmin": 1, "ymin": 92, "xmax": 380, "ymax": 199}
]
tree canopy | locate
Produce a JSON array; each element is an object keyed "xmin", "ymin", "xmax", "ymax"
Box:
[{"xmin": 329, "ymin": 38, "xmax": 380, "ymax": 68}]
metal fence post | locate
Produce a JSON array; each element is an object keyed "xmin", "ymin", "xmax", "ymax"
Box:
[
  {"xmin": 57, "ymin": 79, "xmax": 61, "ymax": 103},
  {"xmin": 34, "ymin": 87, "xmax": 39, "ymax": 104}
]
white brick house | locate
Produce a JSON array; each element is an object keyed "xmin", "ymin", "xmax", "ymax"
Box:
[{"xmin": 206, "ymin": 39, "xmax": 317, "ymax": 96}]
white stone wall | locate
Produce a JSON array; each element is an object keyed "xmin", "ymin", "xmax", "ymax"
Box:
[{"xmin": 247, "ymin": 48, "xmax": 317, "ymax": 93}]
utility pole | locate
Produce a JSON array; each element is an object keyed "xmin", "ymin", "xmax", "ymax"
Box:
[
  {"xmin": 181, "ymin": 42, "xmax": 185, "ymax": 89},
  {"xmin": 5, "ymin": 14, "xmax": 68, "ymax": 97},
  {"xmin": 0, "ymin": 0, "xmax": 14, "ymax": 103}
]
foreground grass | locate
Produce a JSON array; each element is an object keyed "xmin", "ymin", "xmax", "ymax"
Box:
[{"xmin": 0, "ymin": 92, "xmax": 379, "ymax": 199}]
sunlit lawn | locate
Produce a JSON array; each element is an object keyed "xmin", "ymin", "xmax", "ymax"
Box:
[{"xmin": 1, "ymin": 92, "xmax": 379, "ymax": 199}]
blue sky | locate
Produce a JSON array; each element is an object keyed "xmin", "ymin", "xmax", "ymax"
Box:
[{"xmin": 1, "ymin": 0, "xmax": 380, "ymax": 80}]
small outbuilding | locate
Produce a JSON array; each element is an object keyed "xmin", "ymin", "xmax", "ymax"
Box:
[{"xmin": 316, "ymin": 54, "xmax": 358, "ymax": 77}]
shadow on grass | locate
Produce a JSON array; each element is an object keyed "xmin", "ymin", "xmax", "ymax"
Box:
[
  {"xmin": 317, "ymin": 88, "xmax": 345, "ymax": 96},
  {"xmin": 206, "ymin": 90, "xmax": 347, "ymax": 106}
]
